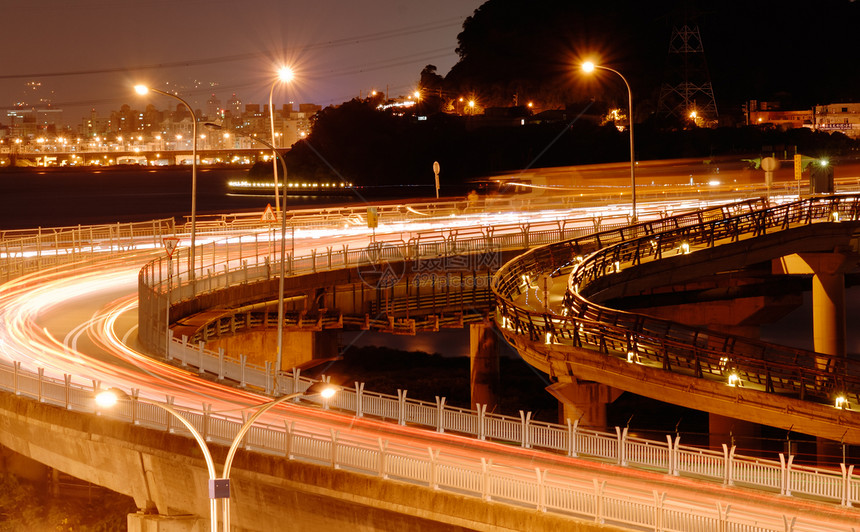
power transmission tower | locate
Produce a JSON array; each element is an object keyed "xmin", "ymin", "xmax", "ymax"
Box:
[{"xmin": 657, "ymin": 24, "xmax": 718, "ymax": 125}]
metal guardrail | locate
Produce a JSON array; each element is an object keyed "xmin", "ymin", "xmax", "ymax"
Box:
[
  {"xmin": 492, "ymin": 195, "xmax": 860, "ymax": 409},
  {"xmin": 0, "ymin": 219, "xmax": 175, "ymax": 282},
  {"xmin": 0, "ymin": 357, "xmax": 855, "ymax": 531},
  {"xmin": 183, "ymin": 179, "xmax": 828, "ymax": 236},
  {"xmin": 188, "ymin": 272, "xmax": 495, "ymax": 344},
  {"xmin": 136, "ymin": 215, "xmax": 625, "ymax": 351},
  {"xmin": 5, "ymin": 196, "xmax": 860, "ymax": 529}
]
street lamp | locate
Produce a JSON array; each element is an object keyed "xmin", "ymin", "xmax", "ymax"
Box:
[
  {"xmin": 204, "ymin": 122, "xmax": 291, "ymax": 373},
  {"xmin": 134, "ymin": 84, "xmax": 200, "ymax": 276},
  {"xmin": 581, "ymin": 61, "xmax": 637, "ymax": 221},
  {"xmin": 95, "ymin": 382, "xmax": 337, "ymax": 532},
  {"xmin": 269, "ymin": 66, "xmax": 294, "ymax": 214}
]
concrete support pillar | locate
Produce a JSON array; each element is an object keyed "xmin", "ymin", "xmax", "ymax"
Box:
[
  {"xmin": 709, "ymin": 413, "xmax": 761, "ymax": 453},
  {"xmin": 205, "ymin": 330, "xmax": 338, "ymax": 371},
  {"xmin": 279, "ymin": 330, "xmax": 338, "ymax": 371},
  {"xmin": 774, "ymin": 251, "xmax": 857, "ymax": 465},
  {"xmin": 469, "ymin": 319, "xmax": 500, "ymax": 412},
  {"xmin": 810, "ymin": 263, "xmax": 846, "ymax": 360},
  {"xmin": 774, "ymin": 251, "xmax": 855, "ymax": 363},
  {"xmin": 127, "ymin": 512, "xmax": 202, "ymax": 532},
  {"xmin": 546, "ymin": 380, "xmax": 621, "ymax": 430}
]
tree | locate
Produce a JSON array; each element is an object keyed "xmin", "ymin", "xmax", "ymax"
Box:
[{"xmin": 445, "ymin": 0, "xmax": 860, "ymax": 112}]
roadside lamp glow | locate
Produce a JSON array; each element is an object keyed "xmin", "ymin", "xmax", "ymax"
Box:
[
  {"xmin": 727, "ymin": 372, "xmax": 740, "ymax": 387},
  {"xmin": 95, "ymin": 382, "xmax": 337, "ymax": 531},
  {"xmin": 580, "ymin": 59, "xmax": 636, "ymax": 221},
  {"xmin": 134, "ymin": 82, "xmax": 199, "ymax": 279}
]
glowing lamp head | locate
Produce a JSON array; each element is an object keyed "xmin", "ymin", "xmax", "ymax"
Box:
[
  {"xmin": 582, "ymin": 61, "xmax": 596, "ymax": 73},
  {"xmin": 95, "ymin": 390, "xmax": 119, "ymax": 408},
  {"xmin": 134, "ymin": 85, "xmax": 149, "ymax": 95},
  {"xmin": 277, "ymin": 66, "xmax": 294, "ymax": 83},
  {"xmin": 305, "ymin": 381, "xmax": 338, "ymax": 400}
]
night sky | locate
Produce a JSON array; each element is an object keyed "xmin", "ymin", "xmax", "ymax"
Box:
[
  {"xmin": 0, "ymin": 0, "xmax": 482, "ymax": 120},
  {"xmin": 2, "ymin": 0, "xmax": 858, "ymax": 124}
]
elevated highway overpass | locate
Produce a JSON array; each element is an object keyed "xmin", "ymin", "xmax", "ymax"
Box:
[
  {"xmin": 2, "ymin": 188, "xmax": 860, "ymax": 530},
  {"xmin": 493, "ymin": 195, "xmax": 860, "ymax": 444}
]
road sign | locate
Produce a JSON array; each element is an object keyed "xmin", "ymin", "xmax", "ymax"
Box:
[
  {"xmin": 367, "ymin": 206, "xmax": 378, "ymax": 229},
  {"xmin": 794, "ymin": 154, "xmax": 802, "ymax": 180},
  {"xmin": 162, "ymin": 236, "xmax": 180, "ymax": 257},
  {"xmin": 761, "ymin": 157, "xmax": 778, "ymax": 172},
  {"xmin": 261, "ymin": 204, "xmax": 277, "ymax": 223}
]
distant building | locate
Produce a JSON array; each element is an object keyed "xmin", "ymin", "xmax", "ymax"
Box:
[
  {"xmin": 226, "ymin": 94, "xmax": 242, "ymax": 116},
  {"xmin": 5, "ymin": 106, "xmax": 63, "ymax": 137},
  {"xmin": 746, "ymin": 101, "xmax": 813, "ymax": 131},
  {"xmin": 298, "ymin": 103, "xmax": 321, "ymax": 115},
  {"xmin": 205, "ymin": 94, "xmax": 222, "ymax": 120},
  {"xmin": 79, "ymin": 109, "xmax": 112, "ymax": 138},
  {"xmin": 745, "ymin": 100, "xmax": 860, "ymax": 139},
  {"xmin": 814, "ymin": 103, "xmax": 860, "ymax": 139}
]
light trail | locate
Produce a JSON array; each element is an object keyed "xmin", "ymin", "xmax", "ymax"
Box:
[{"xmin": 1, "ymin": 177, "xmax": 856, "ymax": 529}]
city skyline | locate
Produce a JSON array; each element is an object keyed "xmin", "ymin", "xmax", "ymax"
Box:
[{"xmin": 0, "ymin": 0, "xmax": 483, "ymax": 121}]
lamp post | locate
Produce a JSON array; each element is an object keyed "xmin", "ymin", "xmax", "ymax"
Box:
[
  {"xmin": 95, "ymin": 382, "xmax": 337, "ymax": 532},
  {"xmin": 204, "ymin": 123, "xmax": 291, "ymax": 373},
  {"xmin": 134, "ymin": 84, "xmax": 200, "ymax": 276},
  {"xmin": 269, "ymin": 67, "xmax": 294, "ymax": 214},
  {"xmin": 581, "ymin": 61, "xmax": 637, "ymax": 221}
]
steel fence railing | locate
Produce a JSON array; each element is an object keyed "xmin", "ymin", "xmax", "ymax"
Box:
[
  {"xmin": 6, "ymin": 195, "xmax": 860, "ymax": 528},
  {"xmin": 492, "ymin": 195, "xmax": 860, "ymax": 408}
]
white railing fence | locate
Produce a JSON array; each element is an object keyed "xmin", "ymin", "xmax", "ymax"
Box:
[
  {"xmin": 136, "ymin": 212, "xmax": 634, "ymax": 350},
  {"xmin": 161, "ymin": 334, "xmax": 860, "ymax": 512},
  {"xmin": 0, "ymin": 357, "xmax": 851, "ymax": 532},
  {"xmin": 5, "ymin": 196, "xmax": 860, "ymax": 530},
  {"xmin": 0, "ymin": 219, "xmax": 176, "ymax": 282}
]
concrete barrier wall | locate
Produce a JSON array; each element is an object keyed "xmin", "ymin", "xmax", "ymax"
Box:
[{"xmin": 0, "ymin": 391, "xmax": 610, "ymax": 532}]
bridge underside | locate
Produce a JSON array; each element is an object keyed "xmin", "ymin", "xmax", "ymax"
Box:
[
  {"xmin": 503, "ymin": 220, "xmax": 860, "ymax": 444},
  {"xmin": 506, "ymin": 331, "xmax": 860, "ymax": 444}
]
